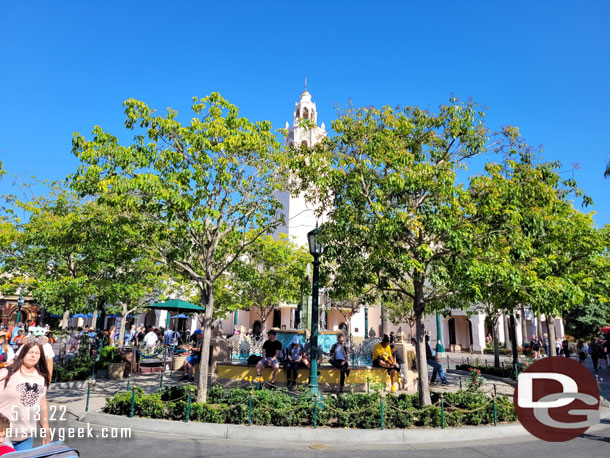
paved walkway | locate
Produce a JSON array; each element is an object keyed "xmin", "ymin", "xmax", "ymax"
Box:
[{"xmin": 47, "ymin": 349, "xmax": 608, "ymax": 416}]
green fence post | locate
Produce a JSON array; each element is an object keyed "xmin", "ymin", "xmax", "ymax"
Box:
[
  {"xmin": 441, "ymin": 395, "xmax": 445, "ymax": 429},
  {"xmin": 380, "ymin": 398, "xmax": 384, "ymax": 430},
  {"xmin": 85, "ymin": 383, "xmax": 91, "ymax": 412},
  {"xmin": 129, "ymin": 386, "xmax": 135, "ymax": 418},
  {"xmin": 367, "ymin": 379, "xmax": 370, "ymax": 394},
  {"xmin": 313, "ymin": 394, "xmax": 318, "ymax": 429},
  {"xmin": 126, "ymin": 379, "xmax": 130, "ymax": 391},
  {"xmin": 159, "ymin": 372, "xmax": 164, "ymax": 391},
  {"xmin": 493, "ymin": 397, "xmax": 497, "ymax": 426},
  {"xmin": 186, "ymin": 391, "xmax": 192, "ymax": 423},
  {"xmin": 248, "ymin": 396, "xmax": 252, "ymax": 426},
  {"xmin": 447, "ymin": 354, "xmax": 450, "ymax": 370},
  {"xmin": 459, "ymin": 378, "xmax": 462, "ymax": 390}
]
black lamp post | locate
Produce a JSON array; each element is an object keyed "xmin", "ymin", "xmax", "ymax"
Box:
[
  {"xmin": 307, "ymin": 227, "xmax": 324, "ymax": 394},
  {"xmin": 16, "ymin": 295, "xmax": 24, "ymax": 324}
]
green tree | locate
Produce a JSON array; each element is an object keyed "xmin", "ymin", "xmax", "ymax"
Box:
[
  {"xmin": 466, "ymin": 141, "xmax": 606, "ymax": 359},
  {"xmin": 70, "ymin": 93, "xmax": 289, "ymax": 402},
  {"xmin": 292, "ymin": 99, "xmax": 492, "ymax": 406},
  {"xmin": 228, "ymin": 233, "xmax": 311, "ymax": 329},
  {"xmin": 1, "ymin": 188, "xmax": 94, "ymax": 327}
]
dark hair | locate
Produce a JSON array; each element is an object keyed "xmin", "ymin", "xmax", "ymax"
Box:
[
  {"xmin": 268, "ymin": 330, "xmax": 277, "ymax": 336},
  {"xmin": 2, "ymin": 341, "xmax": 51, "ymax": 388}
]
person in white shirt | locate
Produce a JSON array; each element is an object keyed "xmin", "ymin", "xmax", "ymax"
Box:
[{"xmin": 143, "ymin": 326, "xmax": 159, "ymax": 348}]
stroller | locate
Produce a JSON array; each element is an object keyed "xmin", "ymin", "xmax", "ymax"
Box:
[{"xmin": 4, "ymin": 442, "xmax": 79, "ymax": 457}]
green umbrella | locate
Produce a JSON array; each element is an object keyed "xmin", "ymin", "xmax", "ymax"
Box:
[{"xmin": 148, "ymin": 300, "xmax": 205, "ymax": 328}]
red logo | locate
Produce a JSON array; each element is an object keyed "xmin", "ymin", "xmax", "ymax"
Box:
[{"xmin": 514, "ymin": 356, "xmax": 600, "ymax": 442}]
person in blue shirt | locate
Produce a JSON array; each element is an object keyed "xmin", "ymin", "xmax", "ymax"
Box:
[
  {"xmin": 329, "ymin": 333, "xmax": 351, "ymax": 393},
  {"xmin": 283, "ymin": 336, "xmax": 303, "ymax": 389},
  {"xmin": 425, "ymin": 334, "xmax": 448, "ymax": 385}
]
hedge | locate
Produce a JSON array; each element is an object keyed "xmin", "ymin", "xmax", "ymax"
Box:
[{"xmin": 103, "ymin": 384, "xmax": 517, "ymax": 429}]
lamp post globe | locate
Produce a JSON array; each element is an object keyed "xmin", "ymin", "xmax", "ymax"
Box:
[{"xmin": 306, "ymin": 227, "xmax": 324, "ymax": 395}]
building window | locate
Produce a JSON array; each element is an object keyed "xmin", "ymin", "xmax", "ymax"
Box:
[
  {"xmin": 295, "ymin": 108, "xmax": 300, "ymax": 119},
  {"xmin": 301, "ymin": 140, "xmax": 308, "ymax": 149},
  {"xmin": 302, "ymin": 107, "xmax": 309, "ymax": 119}
]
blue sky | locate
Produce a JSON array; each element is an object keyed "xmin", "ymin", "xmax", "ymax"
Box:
[{"xmin": 1, "ymin": 1, "xmax": 609, "ymax": 226}]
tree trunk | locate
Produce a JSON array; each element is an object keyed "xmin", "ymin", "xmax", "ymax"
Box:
[
  {"xmin": 381, "ymin": 305, "xmax": 387, "ymax": 337},
  {"xmin": 119, "ymin": 308, "xmax": 127, "ymax": 347},
  {"xmin": 492, "ymin": 317, "xmax": 500, "ymax": 368},
  {"xmin": 547, "ymin": 315, "xmax": 557, "ymax": 356},
  {"xmin": 509, "ymin": 313, "xmax": 519, "ymax": 372},
  {"xmin": 197, "ymin": 283, "xmax": 214, "ymax": 404},
  {"xmin": 61, "ymin": 309, "xmax": 70, "ymax": 330},
  {"xmin": 536, "ymin": 315, "xmax": 544, "ymax": 340},
  {"xmin": 520, "ymin": 306, "xmax": 528, "ymax": 347},
  {"xmin": 414, "ymin": 310, "xmax": 431, "ymax": 406}
]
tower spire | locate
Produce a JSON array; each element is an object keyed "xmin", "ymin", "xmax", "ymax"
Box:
[{"xmin": 304, "ymin": 77, "xmax": 307, "ymax": 91}]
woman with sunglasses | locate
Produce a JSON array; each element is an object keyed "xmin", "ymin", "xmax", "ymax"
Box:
[{"xmin": 0, "ymin": 338, "xmax": 50, "ymax": 451}]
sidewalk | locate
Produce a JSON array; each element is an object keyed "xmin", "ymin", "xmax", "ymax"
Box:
[{"xmin": 47, "ymin": 373, "xmax": 183, "ymax": 416}]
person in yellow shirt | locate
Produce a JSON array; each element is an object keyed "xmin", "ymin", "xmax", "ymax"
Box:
[{"xmin": 372, "ymin": 334, "xmax": 397, "ymax": 391}]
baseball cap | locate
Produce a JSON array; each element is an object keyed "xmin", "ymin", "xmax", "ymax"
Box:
[
  {"xmin": 194, "ymin": 329, "xmax": 202, "ymax": 335},
  {"xmin": 292, "ymin": 336, "xmax": 299, "ymax": 344}
]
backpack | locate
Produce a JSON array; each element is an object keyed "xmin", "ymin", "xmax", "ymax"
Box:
[
  {"xmin": 579, "ymin": 350, "xmax": 586, "ymax": 360},
  {"xmin": 247, "ymin": 355, "xmax": 262, "ymax": 366},
  {"xmin": 5, "ymin": 441, "xmax": 79, "ymax": 457}
]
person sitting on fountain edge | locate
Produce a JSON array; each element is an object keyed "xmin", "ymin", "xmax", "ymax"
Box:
[
  {"xmin": 372, "ymin": 334, "xmax": 398, "ymax": 392},
  {"xmin": 283, "ymin": 336, "xmax": 303, "ymax": 389},
  {"xmin": 182, "ymin": 329, "xmax": 202, "ymax": 382},
  {"xmin": 329, "ymin": 332, "xmax": 351, "ymax": 393},
  {"xmin": 255, "ymin": 330, "xmax": 282, "ymax": 385},
  {"xmin": 425, "ymin": 334, "xmax": 448, "ymax": 385},
  {"xmin": 302, "ymin": 332, "xmax": 323, "ymax": 375}
]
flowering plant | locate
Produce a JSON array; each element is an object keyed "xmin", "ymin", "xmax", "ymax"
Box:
[{"xmin": 466, "ymin": 367, "xmax": 485, "ymax": 391}]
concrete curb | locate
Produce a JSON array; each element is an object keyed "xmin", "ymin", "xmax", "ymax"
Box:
[
  {"xmin": 447, "ymin": 369, "xmax": 517, "ymax": 387},
  {"xmin": 78, "ymin": 411, "xmax": 530, "ymax": 444}
]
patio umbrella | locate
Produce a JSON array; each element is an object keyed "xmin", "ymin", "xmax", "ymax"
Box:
[
  {"xmin": 601, "ymin": 326, "xmax": 610, "ymax": 333},
  {"xmin": 171, "ymin": 313, "xmax": 189, "ymax": 319},
  {"xmin": 148, "ymin": 300, "xmax": 204, "ymax": 328}
]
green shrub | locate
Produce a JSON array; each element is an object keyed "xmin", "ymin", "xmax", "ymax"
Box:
[
  {"xmin": 53, "ymin": 354, "xmax": 94, "ymax": 382},
  {"xmin": 103, "ymin": 385, "xmax": 516, "ymax": 429}
]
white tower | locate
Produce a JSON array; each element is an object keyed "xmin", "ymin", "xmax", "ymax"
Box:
[{"xmin": 275, "ymin": 84, "xmax": 327, "ymax": 246}]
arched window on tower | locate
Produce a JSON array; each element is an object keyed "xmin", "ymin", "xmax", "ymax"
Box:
[
  {"xmin": 301, "ymin": 140, "xmax": 308, "ymax": 149},
  {"xmin": 295, "ymin": 108, "xmax": 300, "ymax": 119},
  {"xmin": 310, "ymin": 109, "xmax": 315, "ymax": 122},
  {"xmin": 302, "ymin": 107, "xmax": 309, "ymax": 119}
]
